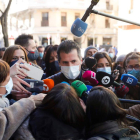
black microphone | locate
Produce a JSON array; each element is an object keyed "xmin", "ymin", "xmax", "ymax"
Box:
[
  {"xmin": 96, "ymin": 71, "xmax": 120, "ymax": 87},
  {"xmin": 81, "ymin": 0, "xmax": 100, "ymax": 22},
  {"xmin": 81, "ymin": 57, "xmax": 97, "ymax": 71},
  {"xmin": 85, "ymin": 57, "xmax": 97, "ymax": 70}
]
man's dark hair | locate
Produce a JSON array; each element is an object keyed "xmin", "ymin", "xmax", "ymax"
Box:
[
  {"xmin": 15, "ymin": 34, "xmax": 33, "ymax": 48},
  {"xmin": 57, "ymin": 40, "xmax": 81, "ymax": 62},
  {"xmin": 37, "ymin": 46, "xmax": 44, "ymax": 50}
]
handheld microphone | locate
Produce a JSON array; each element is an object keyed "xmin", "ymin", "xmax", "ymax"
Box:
[
  {"xmin": 96, "ymin": 71, "xmax": 120, "ymax": 87},
  {"xmin": 86, "ymin": 85, "xmax": 93, "ymax": 93},
  {"xmin": 82, "ymin": 70, "xmax": 99, "ymax": 86},
  {"xmin": 71, "ymin": 0, "xmax": 100, "ymax": 37},
  {"xmin": 85, "ymin": 57, "xmax": 97, "ymax": 70},
  {"xmin": 61, "ymin": 81, "xmax": 70, "ymax": 85},
  {"xmin": 121, "ymin": 74, "xmax": 140, "ymax": 86},
  {"xmin": 71, "ymin": 80, "xmax": 88, "ymax": 99},
  {"xmin": 96, "ymin": 71, "xmax": 129, "ymax": 97},
  {"xmin": 42, "ymin": 79, "xmax": 54, "ymax": 93}
]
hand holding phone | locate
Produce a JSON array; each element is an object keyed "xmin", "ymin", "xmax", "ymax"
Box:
[{"xmin": 22, "ymin": 63, "xmax": 43, "ymax": 80}]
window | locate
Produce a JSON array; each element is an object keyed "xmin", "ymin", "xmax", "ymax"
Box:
[
  {"xmin": 88, "ymin": 38, "xmax": 93, "ymax": 46},
  {"xmin": 103, "ymin": 38, "xmax": 111, "ymax": 45},
  {"xmin": 41, "ymin": 12, "xmax": 49, "ymax": 26},
  {"xmin": 106, "ymin": 0, "xmax": 113, "ymax": 10},
  {"xmin": 106, "ymin": 2, "xmax": 109, "ymax": 10},
  {"xmin": 105, "ymin": 19, "xmax": 110, "ymax": 28},
  {"xmin": 61, "ymin": 12, "xmax": 67, "ymax": 27},
  {"xmin": 42, "ymin": 37, "xmax": 52, "ymax": 46},
  {"xmin": 61, "ymin": 37, "xmax": 67, "ymax": 42},
  {"xmin": 75, "ymin": 13, "xmax": 80, "ymax": 20}
]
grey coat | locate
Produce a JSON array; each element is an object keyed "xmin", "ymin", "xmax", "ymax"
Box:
[{"xmin": 0, "ymin": 98, "xmax": 35, "ymax": 140}]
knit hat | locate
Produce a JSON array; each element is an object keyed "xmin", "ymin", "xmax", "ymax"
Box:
[
  {"xmin": 84, "ymin": 46, "xmax": 98, "ymax": 59},
  {"xmin": 116, "ymin": 54, "xmax": 126, "ymax": 62}
]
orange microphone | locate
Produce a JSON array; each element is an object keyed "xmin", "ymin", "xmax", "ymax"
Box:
[{"xmin": 42, "ymin": 79, "xmax": 55, "ymax": 93}]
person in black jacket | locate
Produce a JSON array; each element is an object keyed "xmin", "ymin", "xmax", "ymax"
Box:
[
  {"xmin": 29, "ymin": 83, "xmax": 85, "ymax": 140},
  {"xmin": 86, "ymin": 86, "xmax": 140, "ymax": 140}
]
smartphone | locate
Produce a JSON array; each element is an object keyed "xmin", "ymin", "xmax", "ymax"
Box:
[
  {"xmin": 22, "ymin": 79, "xmax": 44, "ymax": 93},
  {"xmin": 23, "ymin": 63, "xmax": 44, "ymax": 80}
]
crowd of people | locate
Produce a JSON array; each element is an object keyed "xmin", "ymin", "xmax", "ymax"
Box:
[{"xmin": 0, "ymin": 34, "xmax": 140, "ymax": 140}]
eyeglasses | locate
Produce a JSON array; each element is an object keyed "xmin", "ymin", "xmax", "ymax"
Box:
[{"xmin": 126, "ymin": 64, "xmax": 140, "ymax": 70}]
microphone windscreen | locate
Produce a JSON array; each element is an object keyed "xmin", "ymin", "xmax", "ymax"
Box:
[
  {"xmin": 121, "ymin": 74, "xmax": 138, "ymax": 86},
  {"xmin": 82, "ymin": 70, "xmax": 99, "ymax": 86},
  {"xmin": 86, "ymin": 85, "xmax": 93, "ymax": 92},
  {"xmin": 85, "ymin": 57, "xmax": 97, "ymax": 69},
  {"xmin": 42, "ymin": 79, "xmax": 54, "ymax": 93},
  {"xmin": 71, "ymin": 18, "xmax": 88, "ymax": 37},
  {"xmin": 61, "ymin": 81, "xmax": 70, "ymax": 85},
  {"xmin": 71, "ymin": 80, "xmax": 87, "ymax": 97},
  {"xmin": 96, "ymin": 71, "xmax": 114, "ymax": 87}
]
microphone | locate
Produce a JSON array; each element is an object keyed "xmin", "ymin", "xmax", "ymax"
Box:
[
  {"xmin": 96, "ymin": 71, "xmax": 120, "ymax": 87},
  {"xmin": 42, "ymin": 79, "xmax": 54, "ymax": 93},
  {"xmin": 82, "ymin": 70, "xmax": 99, "ymax": 86},
  {"xmin": 86, "ymin": 85, "xmax": 93, "ymax": 93},
  {"xmin": 61, "ymin": 81, "xmax": 70, "ymax": 85},
  {"xmin": 121, "ymin": 74, "xmax": 140, "ymax": 86},
  {"xmin": 71, "ymin": 0, "xmax": 100, "ymax": 37},
  {"xmin": 85, "ymin": 57, "xmax": 97, "ymax": 70},
  {"xmin": 81, "ymin": 57, "xmax": 97, "ymax": 71},
  {"xmin": 71, "ymin": 80, "xmax": 88, "ymax": 99},
  {"xmin": 96, "ymin": 71, "xmax": 129, "ymax": 97}
]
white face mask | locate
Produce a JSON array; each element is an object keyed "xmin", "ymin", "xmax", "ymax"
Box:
[
  {"xmin": 109, "ymin": 53, "xmax": 114, "ymax": 58},
  {"xmin": 0, "ymin": 77, "xmax": 13, "ymax": 97},
  {"xmin": 61, "ymin": 65, "xmax": 80, "ymax": 79},
  {"xmin": 97, "ymin": 67, "xmax": 111, "ymax": 75}
]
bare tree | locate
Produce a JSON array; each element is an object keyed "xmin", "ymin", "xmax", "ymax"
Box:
[{"xmin": 0, "ymin": 0, "xmax": 12, "ymax": 47}]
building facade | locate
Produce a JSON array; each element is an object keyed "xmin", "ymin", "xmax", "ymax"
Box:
[
  {"xmin": 117, "ymin": 0, "xmax": 140, "ymax": 55},
  {"xmin": 9, "ymin": 0, "xmax": 118, "ymax": 48}
]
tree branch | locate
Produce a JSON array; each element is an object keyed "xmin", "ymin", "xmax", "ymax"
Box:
[
  {"xmin": 0, "ymin": 9, "xmax": 3, "ymax": 14},
  {"xmin": 1, "ymin": 0, "xmax": 12, "ymax": 17}
]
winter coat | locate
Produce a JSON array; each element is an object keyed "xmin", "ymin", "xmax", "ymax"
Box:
[
  {"xmin": 0, "ymin": 98, "xmax": 35, "ymax": 140},
  {"xmin": 29, "ymin": 109, "xmax": 85, "ymax": 140}
]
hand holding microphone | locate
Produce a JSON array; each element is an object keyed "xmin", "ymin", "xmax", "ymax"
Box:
[
  {"xmin": 96, "ymin": 71, "xmax": 129, "ymax": 97},
  {"xmin": 71, "ymin": 80, "xmax": 88, "ymax": 98},
  {"xmin": 71, "ymin": 80, "xmax": 89, "ymax": 105}
]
